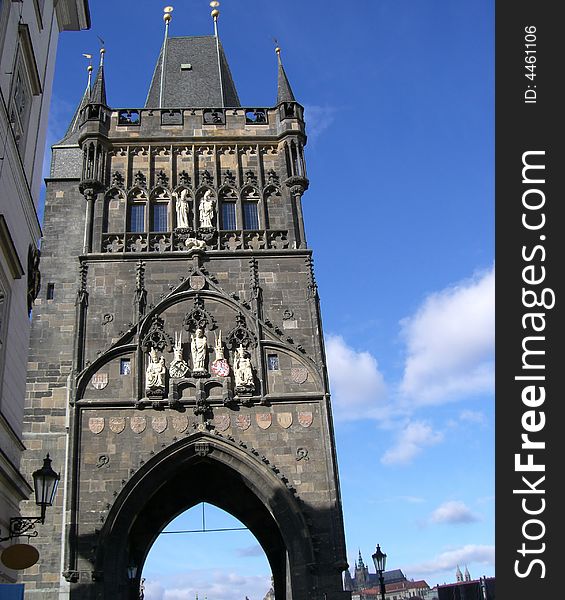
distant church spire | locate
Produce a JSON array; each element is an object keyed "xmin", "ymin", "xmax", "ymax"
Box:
[
  {"xmin": 456, "ymin": 565, "xmax": 463, "ymax": 582},
  {"xmin": 464, "ymin": 565, "xmax": 471, "ymax": 581},
  {"xmin": 275, "ymin": 45, "xmax": 296, "ymax": 104},
  {"xmin": 90, "ymin": 47, "xmax": 107, "ymax": 105}
]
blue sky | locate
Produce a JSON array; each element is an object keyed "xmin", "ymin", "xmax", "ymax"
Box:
[{"xmin": 45, "ymin": 1, "xmax": 494, "ymax": 598}]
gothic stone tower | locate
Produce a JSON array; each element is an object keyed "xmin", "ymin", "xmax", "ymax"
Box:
[{"xmin": 20, "ymin": 19, "xmax": 350, "ymax": 600}]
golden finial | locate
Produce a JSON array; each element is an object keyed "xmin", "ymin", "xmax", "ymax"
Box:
[
  {"xmin": 210, "ymin": 1, "xmax": 220, "ymax": 19},
  {"xmin": 164, "ymin": 5, "xmax": 173, "ymax": 24}
]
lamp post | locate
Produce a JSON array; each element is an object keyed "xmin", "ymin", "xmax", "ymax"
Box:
[
  {"xmin": 0, "ymin": 454, "xmax": 60, "ymax": 541},
  {"xmin": 372, "ymin": 544, "xmax": 387, "ymax": 600}
]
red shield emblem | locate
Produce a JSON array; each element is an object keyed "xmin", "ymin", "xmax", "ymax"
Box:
[
  {"xmin": 256, "ymin": 413, "xmax": 272, "ymax": 430},
  {"xmin": 130, "ymin": 416, "xmax": 146, "ymax": 434},
  {"xmin": 211, "ymin": 358, "xmax": 230, "ymax": 377},
  {"xmin": 109, "ymin": 417, "xmax": 126, "ymax": 434},
  {"xmin": 214, "ymin": 414, "xmax": 230, "ymax": 431},
  {"xmin": 235, "ymin": 414, "xmax": 251, "ymax": 430},
  {"xmin": 298, "ymin": 412, "xmax": 313, "ymax": 428}
]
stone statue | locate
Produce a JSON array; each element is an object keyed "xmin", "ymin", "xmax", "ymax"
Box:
[
  {"xmin": 199, "ymin": 190, "xmax": 215, "ymax": 229},
  {"xmin": 190, "ymin": 328, "xmax": 208, "ymax": 375},
  {"xmin": 146, "ymin": 347, "xmax": 166, "ymax": 390},
  {"xmin": 234, "ymin": 344, "xmax": 254, "ymax": 392},
  {"xmin": 185, "ymin": 237, "xmax": 206, "ymax": 251},
  {"xmin": 169, "ymin": 332, "xmax": 189, "ymax": 378},
  {"xmin": 174, "ymin": 188, "xmax": 191, "ymax": 229},
  {"xmin": 210, "ymin": 330, "xmax": 230, "ymax": 377}
]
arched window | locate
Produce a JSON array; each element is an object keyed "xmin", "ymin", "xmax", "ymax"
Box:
[
  {"xmin": 219, "ymin": 187, "xmax": 238, "ymax": 230},
  {"xmin": 242, "ymin": 187, "xmax": 260, "ymax": 230},
  {"xmin": 128, "ymin": 203, "xmax": 146, "ymax": 232}
]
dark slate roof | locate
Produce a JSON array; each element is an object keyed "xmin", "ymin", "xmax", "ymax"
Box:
[
  {"xmin": 145, "ymin": 36, "xmax": 240, "ymax": 108},
  {"xmin": 277, "ymin": 54, "xmax": 296, "ymax": 104},
  {"xmin": 57, "ymin": 82, "xmax": 90, "ymax": 144},
  {"xmin": 90, "ymin": 63, "xmax": 107, "ymax": 106}
]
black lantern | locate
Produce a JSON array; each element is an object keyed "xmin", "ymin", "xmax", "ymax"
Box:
[
  {"xmin": 372, "ymin": 544, "xmax": 387, "ymax": 600},
  {"xmin": 32, "ymin": 454, "xmax": 60, "ymax": 521},
  {"xmin": 0, "ymin": 454, "xmax": 60, "ymax": 541}
]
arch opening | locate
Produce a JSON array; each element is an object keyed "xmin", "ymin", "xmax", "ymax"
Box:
[
  {"xmin": 142, "ymin": 503, "xmax": 273, "ymax": 600},
  {"xmin": 95, "ymin": 435, "xmax": 314, "ymax": 600}
]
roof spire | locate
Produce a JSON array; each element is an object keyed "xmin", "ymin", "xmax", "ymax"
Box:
[
  {"xmin": 60, "ymin": 57, "xmax": 92, "ymax": 141},
  {"xmin": 275, "ymin": 44, "xmax": 296, "ymax": 104},
  {"xmin": 210, "ymin": 2, "xmax": 225, "ymax": 106},
  {"xmin": 90, "ymin": 47, "xmax": 107, "ymax": 105},
  {"xmin": 159, "ymin": 6, "xmax": 173, "ymax": 108}
]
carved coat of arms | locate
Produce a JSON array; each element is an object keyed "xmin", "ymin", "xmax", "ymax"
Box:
[
  {"xmin": 277, "ymin": 412, "xmax": 293, "ymax": 429},
  {"xmin": 130, "ymin": 416, "xmax": 147, "ymax": 434},
  {"xmin": 235, "ymin": 414, "xmax": 251, "ymax": 430},
  {"xmin": 152, "ymin": 416, "xmax": 168, "ymax": 433},
  {"xmin": 91, "ymin": 373, "xmax": 109, "ymax": 390},
  {"xmin": 291, "ymin": 367, "xmax": 308, "ymax": 384},
  {"xmin": 88, "ymin": 417, "xmax": 105, "ymax": 434},
  {"xmin": 298, "ymin": 412, "xmax": 313, "ymax": 428},
  {"xmin": 109, "ymin": 417, "xmax": 126, "ymax": 434},
  {"xmin": 172, "ymin": 415, "xmax": 189, "ymax": 433},
  {"xmin": 256, "ymin": 413, "xmax": 272, "ymax": 430},
  {"xmin": 214, "ymin": 414, "xmax": 230, "ymax": 431}
]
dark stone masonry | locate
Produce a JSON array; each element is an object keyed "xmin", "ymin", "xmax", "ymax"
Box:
[{"xmin": 19, "ymin": 31, "xmax": 350, "ymax": 600}]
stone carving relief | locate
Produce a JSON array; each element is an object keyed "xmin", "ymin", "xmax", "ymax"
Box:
[
  {"xmin": 198, "ymin": 190, "xmax": 216, "ymax": 229},
  {"xmin": 174, "ymin": 188, "xmax": 191, "ymax": 229},
  {"xmin": 146, "ymin": 347, "xmax": 167, "ymax": 393},
  {"xmin": 169, "ymin": 332, "xmax": 189, "ymax": 379},
  {"xmin": 234, "ymin": 345, "xmax": 254, "ymax": 394},
  {"xmin": 190, "ymin": 328, "xmax": 208, "ymax": 376}
]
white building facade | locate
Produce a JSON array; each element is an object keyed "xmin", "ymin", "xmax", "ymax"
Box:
[{"xmin": 0, "ymin": 0, "xmax": 89, "ymax": 583}]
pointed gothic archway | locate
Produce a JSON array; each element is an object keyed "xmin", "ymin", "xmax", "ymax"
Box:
[{"xmin": 94, "ymin": 432, "xmax": 315, "ymax": 599}]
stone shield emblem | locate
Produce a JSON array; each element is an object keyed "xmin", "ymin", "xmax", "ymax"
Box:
[
  {"xmin": 235, "ymin": 414, "xmax": 251, "ymax": 431},
  {"xmin": 277, "ymin": 412, "xmax": 293, "ymax": 429},
  {"xmin": 256, "ymin": 413, "xmax": 272, "ymax": 430},
  {"xmin": 130, "ymin": 416, "xmax": 147, "ymax": 434},
  {"xmin": 91, "ymin": 373, "xmax": 109, "ymax": 390},
  {"xmin": 189, "ymin": 275, "xmax": 206, "ymax": 290},
  {"xmin": 109, "ymin": 417, "xmax": 126, "ymax": 434},
  {"xmin": 152, "ymin": 416, "xmax": 168, "ymax": 433},
  {"xmin": 298, "ymin": 412, "xmax": 313, "ymax": 428},
  {"xmin": 291, "ymin": 367, "xmax": 308, "ymax": 384},
  {"xmin": 172, "ymin": 415, "xmax": 189, "ymax": 433},
  {"xmin": 88, "ymin": 417, "xmax": 105, "ymax": 434},
  {"xmin": 214, "ymin": 414, "xmax": 230, "ymax": 432}
]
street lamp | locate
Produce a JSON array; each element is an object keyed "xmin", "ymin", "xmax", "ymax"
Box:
[
  {"xmin": 0, "ymin": 454, "xmax": 60, "ymax": 541},
  {"xmin": 372, "ymin": 544, "xmax": 387, "ymax": 600}
]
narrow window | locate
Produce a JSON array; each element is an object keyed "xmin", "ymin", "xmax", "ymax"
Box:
[
  {"xmin": 128, "ymin": 204, "xmax": 145, "ymax": 232},
  {"xmin": 120, "ymin": 358, "xmax": 131, "ymax": 375},
  {"xmin": 46, "ymin": 283, "xmax": 55, "ymax": 300},
  {"xmin": 222, "ymin": 201, "xmax": 237, "ymax": 230},
  {"xmin": 152, "ymin": 203, "xmax": 168, "ymax": 232},
  {"xmin": 267, "ymin": 354, "xmax": 279, "ymax": 371},
  {"xmin": 243, "ymin": 201, "xmax": 259, "ymax": 230}
]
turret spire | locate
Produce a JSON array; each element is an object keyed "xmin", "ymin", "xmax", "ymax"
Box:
[
  {"xmin": 60, "ymin": 58, "xmax": 92, "ymax": 141},
  {"xmin": 275, "ymin": 45, "xmax": 296, "ymax": 104},
  {"xmin": 90, "ymin": 47, "xmax": 107, "ymax": 105}
]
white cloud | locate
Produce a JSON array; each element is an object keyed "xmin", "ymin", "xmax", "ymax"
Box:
[
  {"xmin": 326, "ymin": 334, "xmax": 388, "ymax": 421},
  {"xmin": 429, "ymin": 501, "xmax": 479, "ymax": 525},
  {"xmin": 144, "ymin": 570, "xmax": 271, "ymax": 600},
  {"xmin": 380, "ymin": 420, "xmax": 443, "ymax": 465},
  {"xmin": 459, "ymin": 409, "xmax": 487, "ymax": 425},
  {"xmin": 399, "ymin": 266, "xmax": 494, "ymax": 405},
  {"xmin": 407, "ymin": 544, "xmax": 495, "ymax": 577},
  {"xmin": 303, "ymin": 105, "xmax": 337, "ymax": 143}
]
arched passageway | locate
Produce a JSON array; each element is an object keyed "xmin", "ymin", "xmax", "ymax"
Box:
[{"xmin": 94, "ymin": 433, "xmax": 314, "ymax": 599}]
